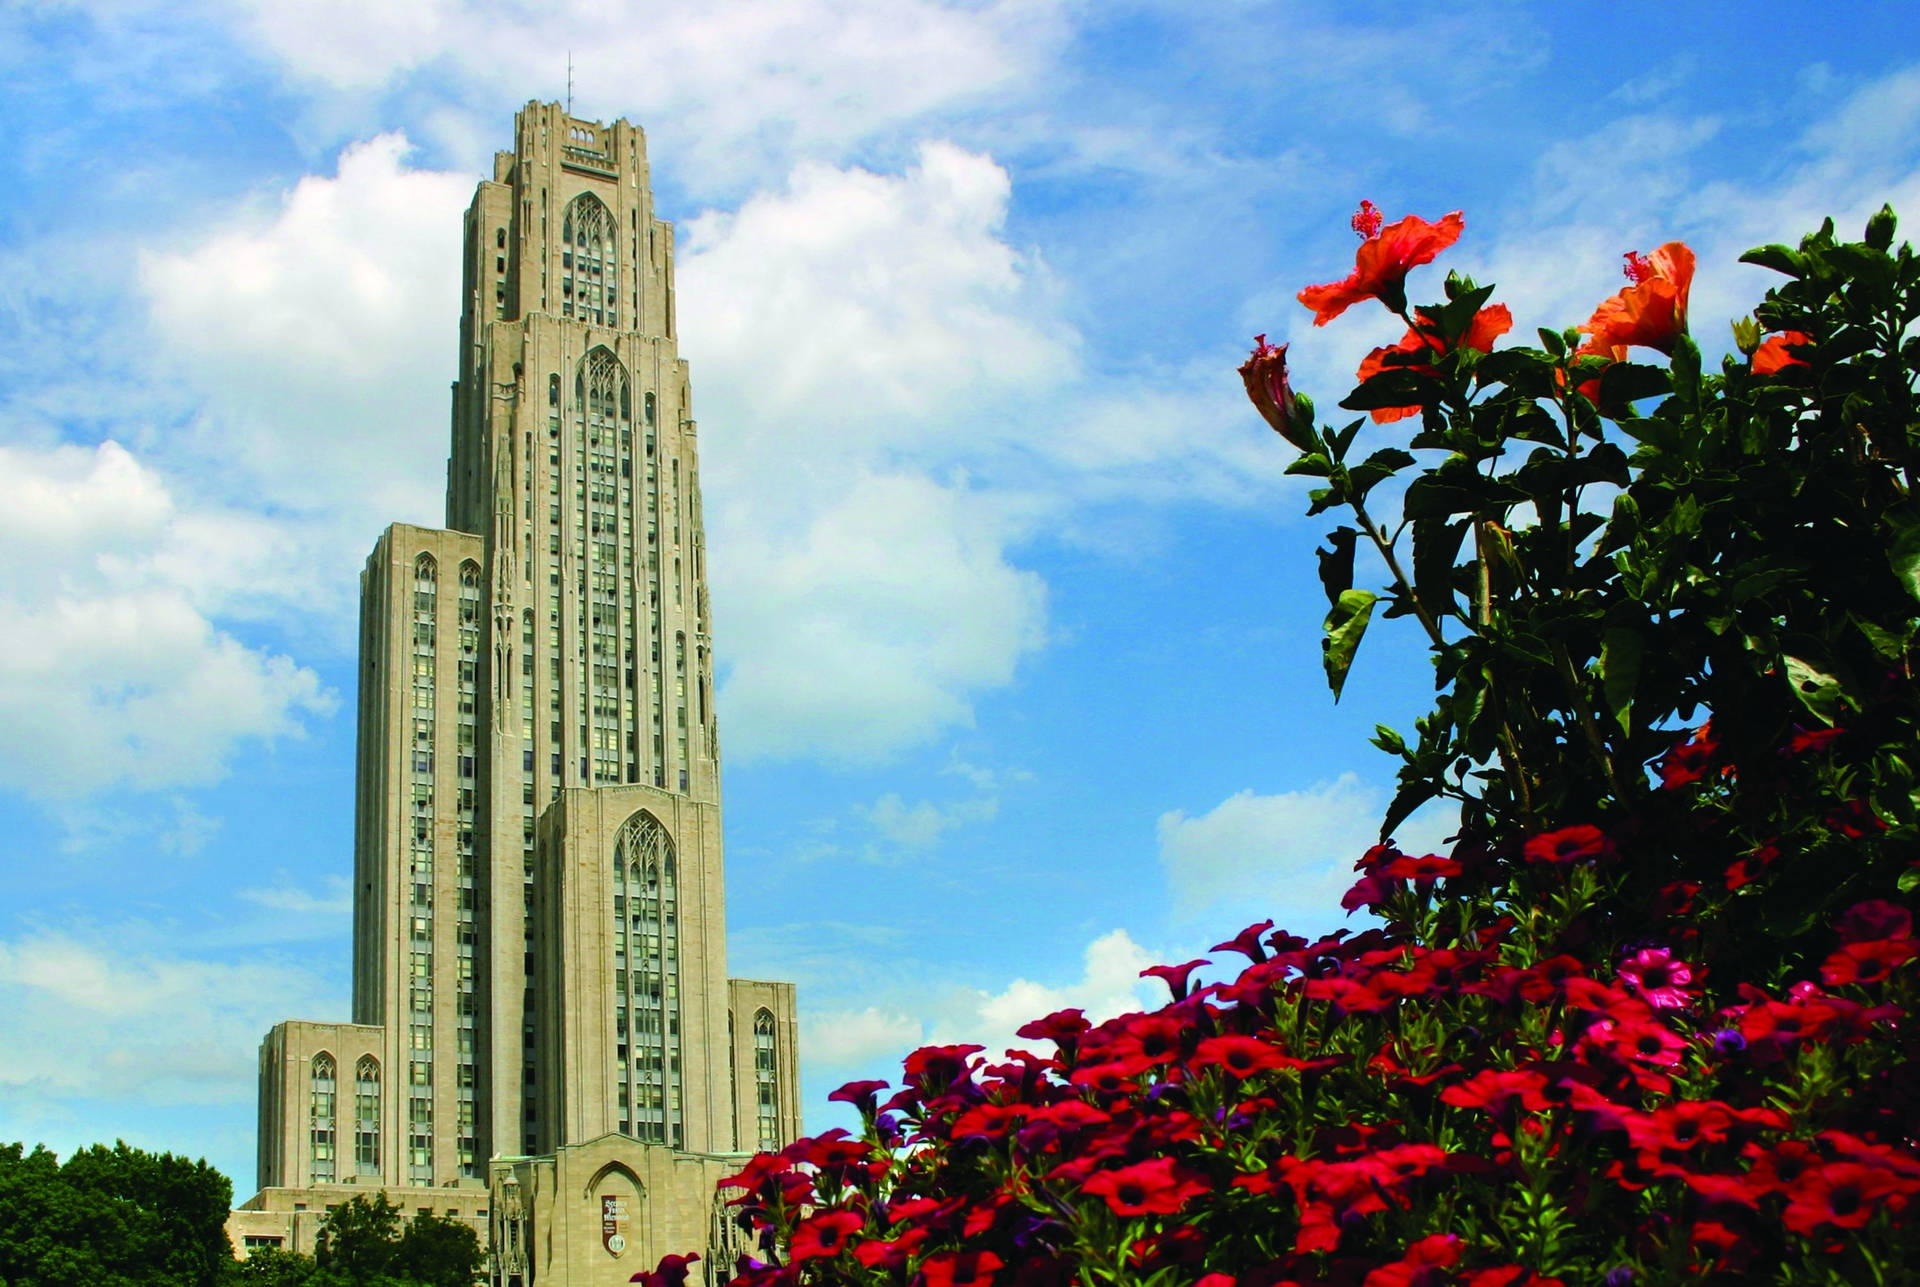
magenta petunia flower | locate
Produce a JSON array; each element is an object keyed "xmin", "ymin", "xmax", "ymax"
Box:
[{"xmin": 1618, "ymin": 947, "xmax": 1695, "ymax": 1009}]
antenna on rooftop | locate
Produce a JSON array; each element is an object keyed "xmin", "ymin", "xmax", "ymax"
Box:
[{"xmin": 566, "ymin": 52, "xmax": 573, "ymax": 116}]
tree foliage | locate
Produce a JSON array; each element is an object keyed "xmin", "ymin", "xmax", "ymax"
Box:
[
  {"xmin": 648, "ymin": 207, "xmax": 1920, "ymax": 1287},
  {"xmin": 0, "ymin": 1139, "xmax": 232, "ymax": 1287}
]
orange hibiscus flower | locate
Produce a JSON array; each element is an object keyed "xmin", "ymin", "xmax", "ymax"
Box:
[
  {"xmin": 1576, "ymin": 242, "xmax": 1694, "ymax": 360},
  {"xmin": 1298, "ymin": 204, "xmax": 1466, "ymax": 326},
  {"xmin": 1752, "ymin": 330, "xmax": 1812, "ymax": 374},
  {"xmin": 1355, "ymin": 303, "xmax": 1514, "ymax": 422}
]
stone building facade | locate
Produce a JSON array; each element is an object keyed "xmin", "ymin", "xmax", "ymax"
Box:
[{"xmin": 229, "ymin": 101, "xmax": 803, "ymax": 1283}]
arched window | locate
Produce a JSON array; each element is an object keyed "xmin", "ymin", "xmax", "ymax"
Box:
[
  {"xmin": 754, "ymin": 1010, "xmax": 779, "ymax": 1152},
  {"xmin": 612, "ymin": 811, "xmax": 681, "ymax": 1146},
  {"xmin": 561, "ymin": 193, "xmax": 618, "ymax": 326},
  {"xmin": 309, "ymin": 1053, "xmax": 337, "ymax": 1184},
  {"xmin": 354, "ymin": 1056, "xmax": 381, "ymax": 1175}
]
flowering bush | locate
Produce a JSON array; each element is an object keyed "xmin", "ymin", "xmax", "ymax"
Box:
[{"xmin": 646, "ymin": 206, "xmax": 1920, "ymax": 1287}]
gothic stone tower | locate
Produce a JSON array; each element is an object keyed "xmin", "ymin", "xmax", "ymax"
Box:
[{"xmin": 229, "ymin": 104, "xmax": 803, "ymax": 1283}]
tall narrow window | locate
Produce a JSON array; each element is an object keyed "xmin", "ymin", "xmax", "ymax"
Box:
[
  {"xmin": 754, "ymin": 1010, "xmax": 779, "ymax": 1152},
  {"xmin": 408, "ymin": 554, "xmax": 437, "ymax": 1185},
  {"xmin": 613, "ymin": 811, "xmax": 682, "ymax": 1146},
  {"xmin": 309, "ymin": 1053, "xmax": 337, "ymax": 1184},
  {"xmin": 575, "ymin": 348, "xmax": 632, "ymax": 788},
  {"xmin": 560, "ymin": 194, "xmax": 619, "ymax": 326},
  {"xmin": 354, "ymin": 1056, "xmax": 381, "ymax": 1175}
]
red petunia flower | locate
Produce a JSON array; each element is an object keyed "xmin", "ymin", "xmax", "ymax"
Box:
[
  {"xmin": 788, "ymin": 1212, "xmax": 866, "ymax": 1263},
  {"xmin": 1362, "ymin": 1234, "xmax": 1462, "ymax": 1287},
  {"xmin": 1656, "ymin": 724, "xmax": 1720, "ymax": 788},
  {"xmin": 1015, "ymin": 1007, "xmax": 1089, "ymax": 1047},
  {"xmin": 630, "ymin": 1253, "xmax": 700, "ymax": 1287},
  {"xmin": 1523, "ymin": 824, "xmax": 1617, "ymax": 866},
  {"xmin": 1212, "ymin": 920, "xmax": 1274, "ymax": 963},
  {"xmin": 1576, "ymin": 242, "xmax": 1695, "ymax": 361},
  {"xmin": 1298, "ymin": 205, "xmax": 1467, "ymax": 325},
  {"xmin": 1835, "ymin": 899, "xmax": 1913, "ymax": 944},
  {"xmin": 921, "ymin": 1251, "xmax": 1005, "ymax": 1287},
  {"xmin": 1141, "ymin": 959, "xmax": 1211, "ymax": 1001},
  {"xmin": 826, "ymin": 1079, "xmax": 890, "ymax": 1112},
  {"xmin": 902, "ymin": 1044, "xmax": 983, "ymax": 1089},
  {"xmin": 1752, "ymin": 329, "xmax": 1812, "ymax": 374},
  {"xmin": 1081, "ymin": 1157, "xmax": 1212, "ymax": 1216},
  {"xmin": 1190, "ymin": 1034, "xmax": 1291, "ymax": 1078},
  {"xmin": 1782, "ymin": 1161, "xmax": 1912, "ymax": 1235},
  {"xmin": 1355, "ymin": 303, "xmax": 1514, "ymax": 422},
  {"xmin": 1819, "ymin": 938, "xmax": 1917, "ymax": 987}
]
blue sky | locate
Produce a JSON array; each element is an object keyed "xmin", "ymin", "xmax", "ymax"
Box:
[{"xmin": 3, "ymin": 0, "xmax": 1918, "ymax": 1193}]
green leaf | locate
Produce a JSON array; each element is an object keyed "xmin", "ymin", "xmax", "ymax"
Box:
[
  {"xmin": 1404, "ymin": 467, "xmax": 1531, "ymax": 520},
  {"xmin": 1600, "ymin": 627, "xmax": 1642, "ymax": 736},
  {"xmin": 1740, "ymin": 244, "xmax": 1807, "ymax": 278},
  {"xmin": 1381, "ymin": 778, "xmax": 1440, "ymax": 843},
  {"xmin": 1341, "ymin": 368, "xmax": 1431, "ymax": 413},
  {"xmin": 1900, "ymin": 866, "xmax": 1920, "ymax": 894},
  {"xmin": 1323, "ymin": 589, "xmax": 1379, "ymax": 702},
  {"xmin": 1887, "ymin": 511, "xmax": 1920, "ymax": 603},
  {"xmin": 1597, "ymin": 361, "xmax": 1673, "ymax": 408},
  {"xmin": 1783, "ymin": 654, "xmax": 1845, "ymax": 724},
  {"xmin": 1537, "ymin": 327, "xmax": 1566, "ymax": 358},
  {"xmin": 1317, "ymin": 527, "xmax": 1358, "ymax": 609}
]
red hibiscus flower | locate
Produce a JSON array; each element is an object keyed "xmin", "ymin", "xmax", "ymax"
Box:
[
  {"xmin": 1355, "ymin": 303, "xmax": 1514, "ymax": 422},
  {"xmin": 1299, "ymin": 204, "xmax": 1467, "ymax": 325},
  {"xmin": 921, "ymin": 1251, "xmax": 1005, "ymax": 1287},
  {"xmin": 1080, "ymin": 1157, "xmax": 1211, "ymax": 1216},
  {"xmin": 1752, "ymin": 329, "xmax": 1812, "ymax": 374},
  {"xmin": 1576, "ymin": 242, "xmax": 1694, "ymax": 360},
  {"xmin": 1523, "ymin": 824, "xmax": 1617, "ymax": 866},
  {"xmin": 788, "ymin": 1212, "xmax": 866, "ymax": 1263}
]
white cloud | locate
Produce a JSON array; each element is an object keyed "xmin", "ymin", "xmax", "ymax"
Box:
[
  {"xmin": 0, "ymin": 440, "xmax": 333, "ymax": 799},
  {"xmin": 238, "ymin": 874, "xmax": 352, "ymax": 917},
  {"xmin": 1157, "ymin": 773, "xmax": 1456, "ymax": 933},
  {"xmin": 0, "ymin": 927, "xmax": 339, "ymax": 1107},
  {"xmin": 212, "ymin": 0, "xmax": 1069, "ymax": 190},
  {"xmin": 139, "ymin": 131, "xmax": 470, "ymax": 542},
  {"xmin": 801, "ymin": 1005, "xmax": 923, "ymax": 1072},
  {"xmin": 857, "ymin": 792, "xmax": 999, "ymax": 851}
]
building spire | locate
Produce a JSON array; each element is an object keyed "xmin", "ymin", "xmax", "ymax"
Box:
[{"xmin": 566, "ymin": 51, "xmax": 573, "ymax": 116}]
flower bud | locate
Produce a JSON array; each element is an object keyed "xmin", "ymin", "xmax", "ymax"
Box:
[
  {"xmin": 1730, "ymin": 316, "xmax": 1762, "ymax": 355},
  {"xmin": 1239, "ymin": 335, "xmax": 1313, "ymax": 450}
]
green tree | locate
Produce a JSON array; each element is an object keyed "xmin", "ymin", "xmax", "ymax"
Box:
[
  {"xmin": 390, "ymin": 1211, "xmax": 483, "ymax": 1287},
  {"xmin": 313, "ymin": 1194, "xmax": 402, "ymax": 1283},
  {"xmin": 225, "ymin": 1246, "xmax": 317, "ymax": 1287},
  {"xmin": 0, "ymin": 1139, "xmax": 234, "ymax": 1287}
]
